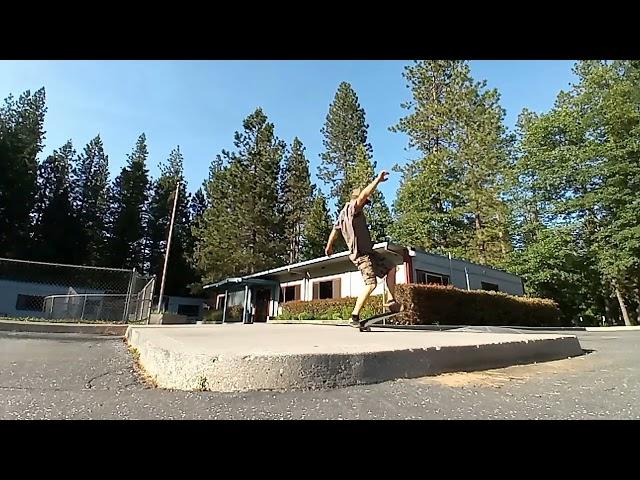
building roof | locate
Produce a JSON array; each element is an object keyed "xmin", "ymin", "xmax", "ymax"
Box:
[
  {"xmin": 204, "ymin": 277, "xmax": 280, "ymax": 291},
  {"xmin": 202, "ymin": 241, "xmax": 522, "ymax": 291},
  {"xmin": 243, "ymin": 242, "xmax": 405, "ymax": 278},
  {"xmin": 202, "ymin": 242, "xmax": 405, "ymax": 290}
]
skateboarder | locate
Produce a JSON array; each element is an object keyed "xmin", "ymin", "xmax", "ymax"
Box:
[{"xmin": 324, "ymin": 170, "xmax": 401, "ymax": 329}]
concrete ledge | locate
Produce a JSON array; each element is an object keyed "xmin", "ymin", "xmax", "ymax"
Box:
[
  {"xmin": 0, "ymin": 319, "xmax": 128, "ymax": 336},
  {"xmin": 269, "ymin": 321, "xmax": 585, "ymax": 331},
  {"xmin": 126, "ymin": 324, "xmax": 583, "ymax": 392},
  {"xmin": 270, "ymin": 321, "xmax": 640, "ymax": 332}
]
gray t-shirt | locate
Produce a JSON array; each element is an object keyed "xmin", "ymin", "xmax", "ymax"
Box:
[{"xmin": 335, "ymin": 200, "xmax": 373, "ymax": 261}]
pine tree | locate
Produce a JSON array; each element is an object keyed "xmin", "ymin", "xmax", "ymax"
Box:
[
  {"xmin": 72, "ymin": 135, "xmax": 110, "ymax": 265},
  {"xmin": 390, "ymin": 60, "xmax": 512, "ymax": 264},
  {"xmin": 108, "ymin": 134, "xmax": 151, "ymax": 272},
  {"xmin": 457, "ymin": 85, "xmax": 513, "ymax": 266},
  {"xmin": 389, "ymin": 61, "xmax": 473, "ymax": 256},
  {"xmin": 0, "ymin": 88, "xmax": 47, "ymax": 259},
  {"xmin": 189, "ymin": 187, "xmax": 207, "ymax": 229},
  {"xmin": 319, "ymin": 82, "xmax": 372, "ymax": 212},
  {"xmin": 302, "ymin": 192, "xmax": 333, "ymax": 261},
  {"xmin": 192, "ymin": 156, "xmax": 237, "ymax": 284},
  {"xmin": 186, "ymin": 186, "xmax": 208, "ymax": 295},
  {"xmin": 193, "ymin": 108, "xmax": 286, "ymax": 283},
  {"xmin": 147, "ymin": 146, "xmax": 195, "ymax": 296},
  {"xmin": 280, "ymin": 137, "xmax": 313, "ymax": 263},
  {"xmin": 32, "ymin": 140, "xmax": 83, "ymax": 263}
]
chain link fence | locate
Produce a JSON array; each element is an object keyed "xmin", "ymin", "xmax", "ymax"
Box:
[{"xmin": 0, "ymin": 257, "xmax": 155, "ymax": 323}]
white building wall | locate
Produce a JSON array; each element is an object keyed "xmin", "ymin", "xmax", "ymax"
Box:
[{"xmin": 411, "ymin": 251, "xmax": 524, "ymax": 295}]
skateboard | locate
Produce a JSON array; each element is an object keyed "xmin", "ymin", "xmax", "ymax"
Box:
[{"xmin": 358, "ymin": 310, "xmax": 403, "ymax": 332}]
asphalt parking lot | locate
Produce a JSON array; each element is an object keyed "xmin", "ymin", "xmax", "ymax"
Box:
[{"xmin": 1, "ymin": 330, "xmax": 638, "ymax": 419}]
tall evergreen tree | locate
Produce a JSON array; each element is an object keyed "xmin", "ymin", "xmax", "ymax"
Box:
[
  {"xmin": 147, "ymin": 146, "xmax": 195, "ymax": 296},
  {"xmin": 193, "ymin": 156, "xmax": 237, "ymax": 283},
  {"xmin": 302, "ymin": 192, "xmax": 333, "ymax": 261},
  {"xmin": 193, "ymin": 108, "xmax": 286, "ymax": 283},
  {"xmin": 32, "ymin": 140, "xmax": 83, "ymax": 263},
  {"xmin": 72, "ymin": 135, "xmax": 110, "ymax": 265},
  {"xmin": 318, "ymin": 82, "xmax": 372, "ymax": 212},
  {"xmin": 108, "ymin": 134, "xmax": 151, "ymax": 272},
  {"xmin": 189, "ymin": 187, "xmax": 208, "ymax": 229},
  {"xmin": 390, "ymin": 60, "xmax": 511, "ymax": 265},
  {"xmin": 0, "ymin": 88, "xmax": 47, "ymax": 259},
  {"xmin": 280, "ymin": 137, "xmax": 313, "ymax": 263},
  {"xmin": 389, "ymin": 61, "xmax": 473, "ymax": 256},
  {"xmin": 457, "ymin": 85, "xmax": 513, "ymax": 266},
  {"xmin": 186, "ymin": 186, "xmax": 208, "ymax": 294}
]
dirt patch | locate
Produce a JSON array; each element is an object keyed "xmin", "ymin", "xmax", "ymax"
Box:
[{"xmin": 416, "ymin": 353, "xmax": 595, "ymax": 389}]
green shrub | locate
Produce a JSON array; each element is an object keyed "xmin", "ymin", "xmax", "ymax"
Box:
[
  {"xmin": 203, "ymin": 305, "xmax": 244, "ymax": 323},
  {"xmin": 279, "ymin": 295, "xmax": 385, "ymax": 321}
]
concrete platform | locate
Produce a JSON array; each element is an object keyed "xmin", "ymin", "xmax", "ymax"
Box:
[{"xmin": 125, "ymin": 323, "xmax": 584, "ymax": 392}]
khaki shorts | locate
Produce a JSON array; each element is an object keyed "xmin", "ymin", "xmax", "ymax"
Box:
[{"xmin": 353, "ymin": 251, "xmax": 396, "ymax": 286}]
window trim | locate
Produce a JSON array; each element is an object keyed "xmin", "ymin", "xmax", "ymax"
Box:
[
  {"xmin": 312, "ymin": 277, "xmax": 342, "ymax": 300},
  {"xmin": 279, "ymin": 284, "xmax": 301, "ymax": 303}
]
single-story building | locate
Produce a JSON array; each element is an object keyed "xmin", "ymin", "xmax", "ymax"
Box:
[{"xmin": 203, "ymin": 242, "xmax": 525, "ymax": 323}]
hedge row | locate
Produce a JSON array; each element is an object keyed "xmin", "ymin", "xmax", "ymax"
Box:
[
  {"xmin": 277, "ymin": 285, "xmax": 562, "ymax": 327},
  {"xmin": 203, "ymin": 305, "xmax": 244, "ymax": 323},
  {"xmin": 393, "ymin": 284, "xmax": 562, "ymax": 327},
  {"xmin": 278, "ymin": 295, "xmax": 385, "ymax": 321}
]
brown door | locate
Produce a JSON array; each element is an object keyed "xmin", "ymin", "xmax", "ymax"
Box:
[{"xmin": 254, "ymin": 288, "xmax": 271, "ymax": 322}]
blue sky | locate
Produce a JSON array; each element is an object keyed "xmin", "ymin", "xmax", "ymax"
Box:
[{"xmin": 0, "ymin": 60, "xmax": 577, "ymax": 204}]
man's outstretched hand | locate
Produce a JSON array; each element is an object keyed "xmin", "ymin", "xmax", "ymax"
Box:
[{"xmin": 377, "ymin": 170, "xmax": 389, "ymax": 183}]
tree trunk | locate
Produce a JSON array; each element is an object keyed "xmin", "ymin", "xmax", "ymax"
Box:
[
  {"xmin": 474, "ymin": 213, "xmax": 486, "ymax": 264},
  {"xmin": 600, "ymin": 277, "xmax": 612, "ymax": 324},
  {"xmin": 614, "ymin": 284, "xmax": 632, "ymax": 326},
  {"xmin": 635, "ymin": 286, "xmax": 640, "ymax": 326}
]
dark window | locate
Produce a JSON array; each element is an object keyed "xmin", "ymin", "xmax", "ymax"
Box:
[
  {"xmin": 177, "ymin": 304, "xmax": 200, "ymax": 317},
  {"xmin": 416, "ymin": 270, "xmax": 449, "ymax": 286},
  {"xmin": 481, "ymin": 282, "xmax": 499, "ymax": 292},
  {"xmin": 15, "ymin": 294, "xmax": 45, "ymax": 311},
  {"xmin": 279, "ymin": 285, "xmax": 301, "ymax": 303},
  {"xmin": 319, "ymin": 281, "xmax": 333, "ymax": 299},
  {"xmin": 313, "ymin": 278, "xmax": 341, "ymax": 300}
]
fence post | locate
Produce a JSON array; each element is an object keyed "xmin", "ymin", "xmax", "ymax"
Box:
[
  {"xmin": 80, "ymin": 294, "xmax": 87, "ymax": 320},
  {"xmin": 122, "ymin": 268, "xmax": 136, "ymax": 323}
]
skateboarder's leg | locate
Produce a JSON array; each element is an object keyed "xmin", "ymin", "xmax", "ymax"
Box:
[
  {"xmin": 352, "ymin": 283, "xmax": 376, "ymax": 317},
  {"xmin": 351, "ymin": 255, "xmax": 378, "ymax": 325},
  {"xmin": 369, "ymin": 252, "xmax": 400, "ymax": 312},
  {"xmin": 385, "ymin": 267, "xmax": 396, "ymax": 303}
]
